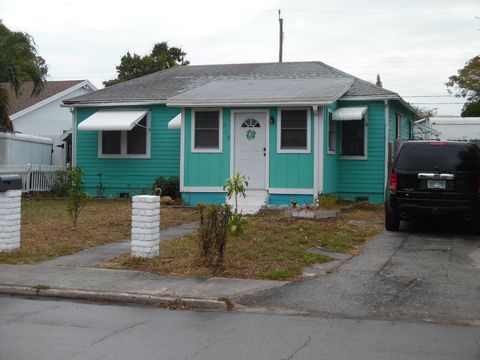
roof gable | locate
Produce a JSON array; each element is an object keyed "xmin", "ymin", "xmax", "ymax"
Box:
[{"xmin": 2, "ymin": 80, "xmax": 93, "ymax": 115}]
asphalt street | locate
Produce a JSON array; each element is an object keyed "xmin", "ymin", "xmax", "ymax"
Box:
[{"xmin": 0, "ymin": 296, "xmax": 478, "ymax": 360}]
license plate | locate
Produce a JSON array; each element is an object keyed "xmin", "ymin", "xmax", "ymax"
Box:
[{"xmin": 427, "ymin": 179, "xmax": 446, "ymax": 189}]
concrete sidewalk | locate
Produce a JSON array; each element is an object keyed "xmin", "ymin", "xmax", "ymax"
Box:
[{"xmin": 0, "ymin": 222, "xmax": 287, "ymax": 310}]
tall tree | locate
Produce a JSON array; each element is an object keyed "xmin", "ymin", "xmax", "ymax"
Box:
[
  {"xmin": 376, "ymin": 73, "xmax": 383, "ymax": 88},
  {"xmin": 0, "ymin": 21, "xmax": 48, "ymax": 131},
  {"xmin": 446, "ymin": 55, "xmax": 480, "ymax": 116},
  {"xmin": 103, "ymin": 42, "xmax": 189, "ymax": 87}
]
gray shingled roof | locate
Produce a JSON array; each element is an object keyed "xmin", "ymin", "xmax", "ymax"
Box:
[{"xmin": 63, "ymin": 61, "xmax": 399, "ymax": 106}]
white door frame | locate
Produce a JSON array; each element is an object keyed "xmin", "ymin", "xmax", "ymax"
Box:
[{"xmin": 230, "ymin": 109, "xmax": 269, "ymax": 190}]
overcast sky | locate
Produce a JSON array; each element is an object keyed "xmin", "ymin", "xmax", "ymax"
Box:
[{"xmin": 2, "ymin": 0, "xmax": 479, "ymax": 115}]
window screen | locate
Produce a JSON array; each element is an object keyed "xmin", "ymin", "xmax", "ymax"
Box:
[
  {"xmin": 341, "ymin": 120, "xmax": 365, "ymax": 156},
  {"xmin": 281, "ymin": 110, "xmax": 308, "ymax": 149},
  {"xmin": 102, "ymin": 131, "xmax": 121, "ymax": 154},
  {"xmin": 194, "ymin": 111, "xmax": 220, "ymax": 149},
  {"xmin": 328, "ymin": 112, "xmax": 335, "ymax": 152},
  {"xmin": 127, "ymin": 117, "xmax": 147, "ymax": 154}
]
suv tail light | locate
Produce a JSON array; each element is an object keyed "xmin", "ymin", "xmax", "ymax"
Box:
[{"xmin": 389, "ymin": 172, "xmax": 397, "ymax": 193}]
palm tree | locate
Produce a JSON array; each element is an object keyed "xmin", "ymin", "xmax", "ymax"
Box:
[{"xmin": 0, "ymin": 21, "xmax": 47, "ymax": 132}]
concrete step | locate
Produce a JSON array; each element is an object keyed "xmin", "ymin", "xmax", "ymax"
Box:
[{"xmin": 226, "ymin": 190, "xmax": 268, "ymax": 215}]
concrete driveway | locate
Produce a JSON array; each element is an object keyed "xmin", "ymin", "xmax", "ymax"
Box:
[{"xmin": 238, "ymin": 221, "xmax": 480, "ymax": 324}]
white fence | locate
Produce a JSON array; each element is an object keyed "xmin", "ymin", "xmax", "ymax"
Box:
[{"xmin": 0, "ymin": 164, "xmax": 67, "ymax": 192}]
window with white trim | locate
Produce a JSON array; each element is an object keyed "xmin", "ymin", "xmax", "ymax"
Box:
[
  {"xmin": 279, "ymin": 110, "xmax": 308, "ymax": 151},
  {"xmin": 328, "ymin": 112, "xmax": 335, "ymax": 153},
  {"xmin": 341, "ymin": 118, "xmax": 367, "ymax": 157},
  {"xmin": 193, "ymin": 110, "xmax": 221, "ymax": 151},
  {"xmin": 100, "ymin": 116, "xmax": 149, "ymax": 157},
  {"xmin": 395, "ymin": 113, "xmax": 401, "ymax": 139}
]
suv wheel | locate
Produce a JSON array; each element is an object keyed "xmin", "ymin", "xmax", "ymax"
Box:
[{"xmin": 385, "ymin": 210, "xmax": 400, "ymax": 231}]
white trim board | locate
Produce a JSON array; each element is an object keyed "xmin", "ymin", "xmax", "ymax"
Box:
[
  {"xmin": 180, "ymin": 108, "xmax": 185, "ymax": 192},
  {"xmin": 182, "ymin": 186, "xmax": 225, "ymax": 193},
  {"xmin": 268, "ymin": 188, "xmax": 314, "ymax": 195},
  {"xmin": 12, "ymin": 80, "xmax": 96, "ymax": 120}
]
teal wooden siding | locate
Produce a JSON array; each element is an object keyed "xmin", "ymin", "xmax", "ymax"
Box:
[
  {"xmin": 389, "ymin": 102, "xmax": 412, "ymax": 143},
  {"xmin": 268, "ymin": 194, "xmax": 314, "ymax": 206},
  {"xmin": 269, "ymin": 108, "xmax": 314, "ymax": 189},
  {"xmin": 183, "ymin": 108, "xmax": 230, "ymax": 187},
  {"xmin": 323, "ymin": 102, "xmax": 339, "ymax": 195},
  {"xmin": 76, "ymin": 105, "xmax": 180, "ymax": 196},
  {"xmin": 336, "ymin": 101, "xmax": 386, "ymax": 203},
  {"xmin": 181, "ymin": 192, "xmax": 226, "ymax": 205}
]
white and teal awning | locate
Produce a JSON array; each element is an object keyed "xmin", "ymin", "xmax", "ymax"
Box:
[
  {"xmin": 167, "ymin": 113, "xmax": 182, "ymax": 129},
  {"xmin": 78, "ymin": 110, "xmax": 147, "ymax": 131},
  {"xmin": 332, "ymin": 107, "xmax": 368, "ymax": 121}
]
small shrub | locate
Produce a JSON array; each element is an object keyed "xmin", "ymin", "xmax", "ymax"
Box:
[
  {"xmin": 51, "ymin": 171, "xmax": 69, "ymax": 197},
  {"xmin": 197, "ymin": 203, "xmax": 232, "ymax": 266},
  {"xmin": 224, "ymin": 173, "xmax": 248, "ymax": 235},
  {"xmin": 67, "ymin": 167, "xmax": 86, "ymax": 228},
  {"xmin": 152, "ymin": 176, "xmax": 179, "ymax": 199},
  {"xmin": 317, "ymin": 194, "xmax": 338, "ymax": 210}
]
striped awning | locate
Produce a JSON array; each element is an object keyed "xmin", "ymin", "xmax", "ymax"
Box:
[
  {"xmin": 78, "ymin": 110, "xmax": 147, "ymax": 131},
  {"xmin": 332, "ymin": 107, "xmax": 368, "ymax": 121}
]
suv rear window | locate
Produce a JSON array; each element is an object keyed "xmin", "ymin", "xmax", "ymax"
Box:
[{"xmin": 395, "ymin": 142, "xmax": 480, "ymax": 171}]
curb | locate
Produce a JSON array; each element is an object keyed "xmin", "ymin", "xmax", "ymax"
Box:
[{"xmin": 0, "ymin": 284, "xmax": 227, "ymax": 311}]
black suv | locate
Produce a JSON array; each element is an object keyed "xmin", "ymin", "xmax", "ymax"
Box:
[{"xmin": 385, "ymin": 141, "xmax": 480, "ymax": 231}]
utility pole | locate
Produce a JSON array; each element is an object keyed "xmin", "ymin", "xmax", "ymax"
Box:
[{"xmin": 278, "ymin": 9, "xmax": 283, "ymax": 63}]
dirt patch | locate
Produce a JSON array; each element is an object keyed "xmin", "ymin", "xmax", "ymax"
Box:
[
  {"xmin": 105, "ymin": 204, "xmax": 384, "ymax": 280},
  {"xmin": 0, "ymin": 198, "xmax": 197, "ymax": 264}
]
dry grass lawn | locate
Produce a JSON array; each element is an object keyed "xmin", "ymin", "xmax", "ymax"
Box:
[
  {"xmin": 0, "ymin": 198, "xmax": 197, "ymax": 264},
  {"xmin": 107, "ymin": 203, "xmax": 384, "ymax": 281}
]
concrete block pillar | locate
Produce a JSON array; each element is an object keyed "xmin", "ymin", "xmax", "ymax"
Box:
[
  {"xmin": 0, "ymin": 190, "xmax": 22, "ymax": 252},
  {"xmin": 131, "ymin": 195, "xmax": 160, "ymax": 258}
]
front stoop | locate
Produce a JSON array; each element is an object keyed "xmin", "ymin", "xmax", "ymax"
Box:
[{"xmin": 226, "ymin": 190, "xmax": 268, "ymax": 215}]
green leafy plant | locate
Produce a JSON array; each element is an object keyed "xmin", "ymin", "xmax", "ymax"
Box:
[
  {"xmin": 317, "ymin": 193, "xmax": 338, "ymax": 210},
  {"xmin": 66, "ymin": 167, "xmax": 86, "ymax": 229},
  {"xmin": 51, "ymin": 170, "xmax": 69, "ymax": 197},
  {"xmin": 152, "ymin": 176, "xmax": 179, "ymax": 199},
  {"xmin": 197, "ymin": 203, "xmax": 232, "ymax": 267},
  {"xmin": 223, "ymin": 173, "xmax": 248, "ymax": 235},
  {"xmin": 291, "ymin": 199, "xmax": 298, "ymax": 208}
]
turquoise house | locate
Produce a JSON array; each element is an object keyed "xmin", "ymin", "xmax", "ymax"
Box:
[{"xmin": 64, "ymin": 62, "xmax": 415, "ymax": 210}]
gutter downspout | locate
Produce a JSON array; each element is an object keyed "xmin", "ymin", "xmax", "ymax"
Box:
[
  {"xmin": 71, "ymin": 107, "xmax": 76, "ymax": 168},
  {"xmin": 384, "ymin": 100, "xmax": 389, "ymax": 197},
  {"xmin": 313, "ymin": 106, "xmax": 319, "ymax": 198}
]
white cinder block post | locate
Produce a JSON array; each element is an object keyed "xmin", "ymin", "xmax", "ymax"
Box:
[
  {"xmin": 131, "ymin": 195, "xmax": 160, "ymax": 258},
  {"xmin": 0, "ymin": 190, "xmax": 22, "ymax": 252}
]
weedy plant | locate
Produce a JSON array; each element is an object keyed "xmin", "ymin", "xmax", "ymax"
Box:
[
  {"xmin": 66, "ymin": 167, "xmax": 86, "ymax": 229},
  {"xmin": 223, "ymin": 173, "xmax": 248, "ymax": 235},
  {"xmin": 317, "ymin": 193, "xmax": 338, "ymax": 210},
  {"xmin": 197, "ymin": 203, "xmax": 232, "ymax": 267}
]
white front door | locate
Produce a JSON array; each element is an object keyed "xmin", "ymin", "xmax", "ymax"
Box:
[{"xmin": 234, "ymin": 112, "xmax": 267, "ymax": 189}]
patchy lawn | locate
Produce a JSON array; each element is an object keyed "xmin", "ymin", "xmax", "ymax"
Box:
[
  {"xmin": 106, "ymin": 203, "xmax": 384, "ymax": 281},
  {"xmin": 0, "ymin": 198, "xmax": 196, "ymax": 264}
]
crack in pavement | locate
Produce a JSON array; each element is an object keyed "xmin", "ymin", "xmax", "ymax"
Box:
[
  {"xmin": 92, "ymin": 321, "xmax": 148, "ymax": 345},
  {"xmin": 6, "ymin": 305, "xmax": 62, "ymax": 325},
  {"xmin": 375, "ymin": 234, "xmax": 409, "ymax": 276},
  {"xmin": 281, "ymin": 331, "xmax": 319, "ymax": 360},
  {"xmin": 191, "ymin": 328, "xmax": 236, "ymax": 357}
]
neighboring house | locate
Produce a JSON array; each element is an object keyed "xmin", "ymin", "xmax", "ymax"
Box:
[
  {"xmin": 64, "ymin": 62, "xmax": 415, "ymax": 208},
  {"xmin": 2, "ymin": 80, "xmax": 96, "ymax": 165},
  {"xmin": 414, "ymin": 116, "xmax": 480, "ymax": 141}
]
